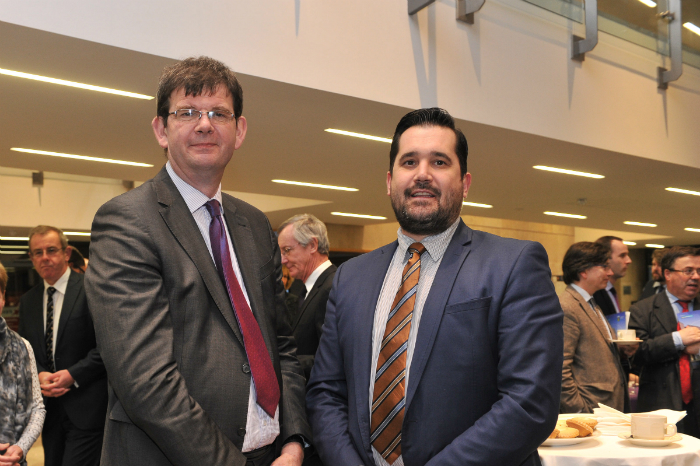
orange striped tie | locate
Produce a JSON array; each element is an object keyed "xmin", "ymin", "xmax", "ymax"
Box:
[{"xmin": 371, "ymin": 243, "xmax": 425, "ymax": 464}]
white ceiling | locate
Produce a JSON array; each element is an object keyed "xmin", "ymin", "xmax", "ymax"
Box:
[{"xmin": 2, "ymin": 20, "xmax": 700, "ymax": 247}]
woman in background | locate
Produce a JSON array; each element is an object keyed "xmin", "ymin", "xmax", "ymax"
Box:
[{"xmin": 0, "ymin": 261, "xmax": 45, "ymax": 466}]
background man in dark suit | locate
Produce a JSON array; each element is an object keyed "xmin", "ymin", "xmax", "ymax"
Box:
[
  {"xmin": 84, "ymin": 57, "xmax": 310, "ymax": 466},
  {"xmin": 593, "ymin": 236, "xmax": 632, "ymax": 315},
  {"xmin": 630, "ymin": 246, "xmax": 700, "ymax": 436},
  {"xmin": 277, "ymin": 214, "xmax": 336, "ymax": 383},
  {"xmin": 560, "ymin": 242, "xmax": 634, "ymax": 413},
  {"xmin": 640, "ymin": 248, "xmax": 668, "ymax": 300},
  {"xmin": 306, "ymin": 108, "xmax": 563, "ymax": 466},
  {"xmin": 18, "ymin": 225, "xmax": 107, "ymax": 466}
]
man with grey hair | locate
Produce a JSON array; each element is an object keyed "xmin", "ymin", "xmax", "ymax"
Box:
[{"xmin": 277, "ymin": 214, "xmax": 336, "ymax": 383}]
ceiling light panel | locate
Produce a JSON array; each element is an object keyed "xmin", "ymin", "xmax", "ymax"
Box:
[
  {"xmin": 685, "ymin": 228, "xmax": 700, "ymax": 233},
  {"xmin": 0, "ymin": 236, "xmax": 29, "ymax": 241},
  {"xmin": 0, "ymin": 67, "xmax": 154, "ymax": 100},
  {"xmin": 533, "ymin": 165, "xmax": 604, "ymax": 179},
  {"xmin": 64, "ymin": 231, "xmax": 91, "ymax": 236},
  {"xmin": 325, "ymin": 129, "xmax": 392, "ymax": 143},
  {"xmin": 666, "ymin": 187, "xmax": 700, "ymax": 196},
  {"xmin": 646, "ymin": 244, "xmax": 665, "ymax": 248},
  {"xmin": 637, "ymin": 0, "xmax": 656, "ymax": 7},
  {"xmin": 624, "ymin": 221, "xmax": 657, "ymax": 227},
  {"xmin": 623, "ymin": 241, "xmax": 637, "ymax": 246},
  {"xmin": 11, "ymin": 148, "xmax": 154, "ymax": 167},
  {"xmin": 543, "ymin": 211, "xmax": 587, "ymax": 219},
  {"xmin": 331, "ymin": 212, "xmax": 387, "ymax": 220},
  {"xmin": 272, "ymin": 179, "xmax": 358, "ymax": 192},
  {"xmin": 684, "ymin": 22, "xmax": 700, "ymax": 36},
  {"xmin": 462, "ymin": 202, "xmax": 493, "ymax": 208}
]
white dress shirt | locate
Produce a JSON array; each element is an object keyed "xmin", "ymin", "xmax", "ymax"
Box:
[
  {"xmin": 304, "ymin": 260, "xmax": 333, "ymax": 293},
  {"xmin": 166, "ymin": 162, "xmax": 279, "ymax": 452}
]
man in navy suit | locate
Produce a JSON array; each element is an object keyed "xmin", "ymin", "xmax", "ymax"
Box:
[{"xmin": 306, "ymin": 108, "xmax": 563, "ymax": 466}]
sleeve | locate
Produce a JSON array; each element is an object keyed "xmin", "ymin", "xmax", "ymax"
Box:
[
  {"xmin": 84, "ymin": 196, "xmax": 247, "ymax": 466},
  {"xmin": 560, "ymin": 303, "xmax": 587, "ymax": 413},
  {"xmin": 15, "ymin": 339, "xmax": 46, "ymax": 457},
  {"xmin": 629, "ymin": 303, "xmax": 678, "ymax": 365}
]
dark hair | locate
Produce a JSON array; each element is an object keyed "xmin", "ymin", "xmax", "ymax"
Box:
[
  {"xmin": 389, "ymin": 108, "xmax": 468, "ymax": 176},
  {"xmin": 652, "ymin": 248, "xmax": 668, "ymax": 264},
  {"xmin": 156, "ymin": 56, "xmax": 243, "ymax": 126},
  {"xmin": 0, "ymin": 261, "xmax": 7, "ymax": 295},
  {"xmin": 562, "ymin": 242, "xmax": 610, "ymax": 285},
  {"xmin": 594, "ymin": 236, "xmax": 623, "ymax": 252},
  {"xmin": 661, "ymin": 246, "xmax": 700, "ymax": 273},
  {"xmin": 68, "ymin": 248, "xmax": 86, "ymax": 270}
]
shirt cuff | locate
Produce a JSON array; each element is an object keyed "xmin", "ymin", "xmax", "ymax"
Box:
[{"xmin": 673, "ymin": 331, "xmax": 685, "ymax": 350}]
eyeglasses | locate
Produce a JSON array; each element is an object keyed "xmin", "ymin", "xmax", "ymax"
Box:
[
  {"xmin": 168, "ymin": 109, "xmax": 236, "ymax": 125},
  {"xmin": 280, "ymin": 245, "xmax": 299, "ymax": 257},
  {"xmin": 30, "ymin": 247, "xmax": 64, "ymax": 258},
  {"xmin": 669, "ymin": 268, "xmax": 700, "ymax": 277}
]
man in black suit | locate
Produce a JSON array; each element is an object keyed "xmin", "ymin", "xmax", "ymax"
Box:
[
  {"xmin": 277, "ymin": 214, "xmax": 337, "ymax": 382},
  {"xmin": 640, "ymin": 248, "xmax": 668, "ymax": 300},
  {"xmin": 593, "ymin": 236, "xmax": 632, "ymax": 315},
  {"xmin": 629, "ymin": 246, "xmax": 700, "ymax": 436},
  {"xmin": 18, "ymin": 225, "xmax": 107, "ymax": 466}
]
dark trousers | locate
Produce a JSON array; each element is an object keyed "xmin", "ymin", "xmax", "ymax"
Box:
[
  {"xmin": 679, "ymin": 399, "xmax": 700, "ymax": 438},
  {"xmin": 43, "ymin": 399, "xmax": 103, "ymax": 466},
  {"xmin": 244, "ymin": 444, "xmax": 276, "ymax": 466}
]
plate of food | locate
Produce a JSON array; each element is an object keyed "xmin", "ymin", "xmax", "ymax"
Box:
[{"xmin": 541, "ymin": 417, "xmax": 601, "ymax": 447}]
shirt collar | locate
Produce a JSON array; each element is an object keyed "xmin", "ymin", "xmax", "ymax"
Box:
[
  {"xmin": 570, "ymin": 283, "xmax": 593, "ymax": 303},
  {"xmin": 304, "ymin": 260, "xmax": 333, "ymax": 292},
  {"xmin": 166, "ymin": 161, "xmax": 223, "ymax": 212},
  {"xmin": 396, "ymin": 218, "xmax": 460, "ymax": 263},
  {"xmin": 45, "ymin": 267, "xmax": 71, "ymax": 294},
  {"xmin": 665, "ymin": 288, "xmax": 688, "ymax": 306},
  {"xmin": 605, "ymin": 281, "xmax": 614, "ymax": 292}
]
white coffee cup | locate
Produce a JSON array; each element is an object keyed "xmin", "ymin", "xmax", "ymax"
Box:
[
  {"xmin": 618, "ymin": 329, "xmax": 636, "ymax": 340},
  {"xmin": 631, "ymin": 414, "xmax": 677, "ymax": 440}
]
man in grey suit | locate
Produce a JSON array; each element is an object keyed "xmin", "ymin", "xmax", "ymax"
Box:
[
  {"xmin": 630, "ymin": 246, "xmax": 700, "ymax": 436},
  {"xmin": 277, "ymin": 214, "xmax": 336, "ymax": 383},
  {"xmin": 560, "ymin": 242, "xmax": 635, "ymax": 413},
  {"xmin": 85, "ymin": 57, "xmax": 310, "ymax": 466}
]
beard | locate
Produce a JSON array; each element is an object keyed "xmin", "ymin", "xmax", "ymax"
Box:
[{"xmin": 390, "ymin": 181, "xmax": 463, "ymax": 237}]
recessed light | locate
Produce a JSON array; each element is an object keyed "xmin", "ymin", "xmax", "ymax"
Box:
[
  {"xmin": 684, "ymin": 22, "xmax": 700, "ymax": 36},
  {"xmin": 637, "ymin": 0, "xmax": 656, "ymax": 7},
  {"xmin": 64, "ymin": 231, "xmax": 91, "ymax": 236},
  {"xmin": 272, "ymin": 179, "xmax": 358, "ymax": 192},
  {"xmin": 544, "ymin": 211, "xmax": 587, "ymax": 219},
  {"xmin": 666, "ymin": 187, "xmax": 700, "ymax": 196},
  {"xmin": 462, "ymin": 202, "xmax": 492, "ymax": 208},
  {"xmin": 325, "ymin": 129, "xmax": 392, "ymax": 143},
  {"xmin": 0, "ymin": 236, "xmax": 29, "ymax": 241},
  {"xmin": 0, "ymin": 67, "xmax": 154, "ymax": 100},
  {"xmin": 685, "ymin": 228, "xmax": 700, "ymax": 233},
  {"xmin": 331, "ymin": 212, "xmax": 387, "ymax": 220},
  {"xmin": 533, "ymin": 165, "xmax": 604, "ymax": 179},
  {"xmin": 624, "ymin": 221, "xmax": 657, "ymax": 227},
  {"xmin": 11, "ymin": 148, "xmax": 154, "ymax": 167},
  {"xmin": 623, "ymin": 241, "xmax": 637, "ymax": 246},
  {"xmin": 646, "ymin": 244, "xmax": 665, "ymax": 249}
]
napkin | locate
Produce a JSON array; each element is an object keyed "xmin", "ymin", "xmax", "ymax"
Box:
[{"xmin": 592, "ymin": 403, "xmax": 687, "ymax": 436}]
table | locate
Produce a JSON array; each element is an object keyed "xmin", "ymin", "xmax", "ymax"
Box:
[{"xmin": 538, "ymin": 433, "xmax": 700, "ymax": 466}]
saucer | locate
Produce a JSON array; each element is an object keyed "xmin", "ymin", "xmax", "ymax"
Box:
[
  {"xmin": 613, "ymin": 339, "xmax": 640, "ymax": 346},
  {"xmin": 541, "ymin": 430, "xmax": 601, "ymax": 446},
  {"xmin": 617, "ymin": 432, "xmax": 682, "ymax": 447}
]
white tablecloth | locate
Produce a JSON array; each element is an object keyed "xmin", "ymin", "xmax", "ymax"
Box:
[{"xmin": 538, "ymin": 433, "xmax": 700, "ymax": 466}]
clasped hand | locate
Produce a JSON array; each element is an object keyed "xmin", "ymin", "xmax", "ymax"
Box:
[
  {"xmin": 0, "ymin": 443, "xmax": 23, "ymax": 466},
  {"xmin": 39, "ymin": 369, "xmax": 74, "ymax": 397}
]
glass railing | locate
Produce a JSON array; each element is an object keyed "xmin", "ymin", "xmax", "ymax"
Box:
[{"xmin": 524, "ymin": 0, "xmax": 700, "ymax": 69}]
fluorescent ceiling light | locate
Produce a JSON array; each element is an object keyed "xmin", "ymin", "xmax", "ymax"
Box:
[
  {"xmin": 646, "ymin": 244, "xmax": 665, "ymax": 249},
  {"xmin": 623, "ymin": 241, "xmax": 637, "ymax": 246},
  {"xmin": 0, "ymin": 250, "xmax": 26, "ymax": 255},
  {"xmin": 331, "ymin": 212, "xmax": 387, "ymax": 220},
  {"xmin": 325, "ymin": 129, "xmax": 392, "ymax": 143},
  {"xmin": 463, "ymin": 201, "xmax": 493, "ymax": 208},
  {"xmin": 624, "ymin": 221, "xmax": 657, "ymax": 227},
  {"xmin": 11, "ymin": 148, "xmax": 154, "ymax": 167},
  {"xmin": 533, "ymin": 165, "xmax": 604, "ymax": 179},
  {"xmin": 666, "ymin": 187, "xmax": 700, "ymax": 196},
  {"xmin": 0, "ymin": 236, "xmax": 29, "ymax": 241},
  {"xmin": 0, "ymin": 245, "xmax": 28, "ymax": 249},
  {"xmin": 685, "ymin": 228, "xmax": 700, "ymax": 233},
  {"xmin": 544, "ymin": 211, "xmax": 587, "ymax": 219},
  {"xmin": 0, "ymin": 67, "xmax": 154, "ymax": 100},
  {"xmin": 684, "ymin": 22, "xmax": 700, "ymax": 36},
  {"xmin": 637, "ymin": 0, "xmax": 656, "ymax": 7},
  {"xmin": 64, "ymin": 231, "xmax": 91, "ymax": 236},
  {"xmin": 272, "ymin": 179, "xmax": 358, "ymax": 192}
]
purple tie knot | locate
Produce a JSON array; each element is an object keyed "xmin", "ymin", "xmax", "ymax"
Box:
[{"xmin": 205, "ymin": 199, "xmax": 222, "ymax": 218}]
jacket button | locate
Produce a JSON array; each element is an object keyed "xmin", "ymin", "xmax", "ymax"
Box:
[
  {"xmin": 238, "ymin": 427, "xmax": 246, "ymax": 437},
  {"xmin": 242, "ymin": 363, "xmax": 250, "ymax": 374}
]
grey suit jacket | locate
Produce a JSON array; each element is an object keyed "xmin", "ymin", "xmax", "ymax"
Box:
[
  {"xmin": 560, "ymin": 286, "xmax": 628, "ymax": 413},
  {"xmin": 85, "ymin": 167, "xmax": 310, "ymax": 466},
  {"xmin": 629, "ymin": 293, "xmax": 700, "ymax": 418}
]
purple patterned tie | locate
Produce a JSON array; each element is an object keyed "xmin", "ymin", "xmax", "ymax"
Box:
[{"xmin": 205, "ymin": 200, "xmax": 280, "ymax": 417}]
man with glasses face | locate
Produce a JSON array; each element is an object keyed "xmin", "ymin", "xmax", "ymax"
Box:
[
  {"xmin": 559, "ymin": 242, "xmax": 635, "ymax": 413},
  {"xmin": 18, "ymin": 225, "xmax": 107, "ymax": 466},
  {"xmin": 630, "ymin": 246, "xmax": 700, "ymax": 436},
  {"xmin": 85, "ymin": 57, "xmax": 310, "ymax": 466}
]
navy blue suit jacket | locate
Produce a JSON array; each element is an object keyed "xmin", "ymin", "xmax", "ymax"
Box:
[{"xmin": 306, "ymin": 221, "xmax": 563, "ymax": 466}]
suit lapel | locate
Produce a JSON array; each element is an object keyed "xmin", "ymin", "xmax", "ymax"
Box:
[
  {"xmin": 154, "ymin": 170, "xmax": 244, "ymax": 346},
  {"xmin": 55, "ymin": 271, "xmax": 79, "ymax": 348},
  {"xmin": 292, "ymin": 265, "xmax": 335, "ymax": 330},
  {"xmin": 405, "ymin": 221, "xmax": 472, "ymax": 411},
  {"xmin": 654, "ymin": 292, "xmax": 679, "ymax": 334},
  {"xmin": 570, "ymin": 287, "xmax": 613, "ymax": 343}
]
